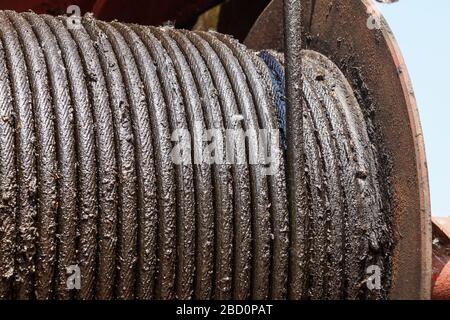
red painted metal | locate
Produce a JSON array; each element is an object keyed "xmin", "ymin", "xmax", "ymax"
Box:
[
  {"xmin": 433, "ymin": 262, "xmax": 450, "ymax": 300},
  {"xmin": 0, "ymin": 0, "xmax": 221, "ymax": 26},
  {"xmin": 432, "ymin": 217, "xmax": 450, "ymax": 300}
]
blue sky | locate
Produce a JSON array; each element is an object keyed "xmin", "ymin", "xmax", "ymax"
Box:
[{"xmin": 376, "ymin": 0, "xmax": 450, "ymax": 217}]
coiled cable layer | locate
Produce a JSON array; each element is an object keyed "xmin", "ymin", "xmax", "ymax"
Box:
[{"xmin": 0, "ymin": 12, "xmax": 393, "ymax": 300}]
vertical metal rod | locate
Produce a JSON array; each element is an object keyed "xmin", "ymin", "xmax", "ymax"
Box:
[{"xmin": 284, "ymin": 0, "xmax": 306, "ymax": 299}]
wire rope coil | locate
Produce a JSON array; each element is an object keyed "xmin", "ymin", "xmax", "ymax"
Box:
[{"xmin": 0, "ymin": 11, "xmax": 392, "ymax": 300}]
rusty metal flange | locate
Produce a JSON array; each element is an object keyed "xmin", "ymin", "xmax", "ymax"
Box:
[{"xmin": 245, "ymin": 0, "xmax": 432, "ymax": 300}]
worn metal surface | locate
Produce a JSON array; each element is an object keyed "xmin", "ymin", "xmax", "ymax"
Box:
[
  {"xmin": 245, "ymin": 0, "xmax": 432, "ymax": 299},
  {"xmin": 283, "ymin": 0, "xmax": 307, "ymax": 300}
]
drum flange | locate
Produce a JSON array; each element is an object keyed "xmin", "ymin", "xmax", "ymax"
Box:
[{"xmin": 245, "ymin": 0, "xmax": 432, "ymax": 300}]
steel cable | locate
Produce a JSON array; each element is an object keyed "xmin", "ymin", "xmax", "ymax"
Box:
[
  {"xmin": 0, "ymin": 12, "xmax": 38, "ymax": 300},
  {"xmin": 0, "ymin": 12, "xmax": 392, "ymax": 300}
]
